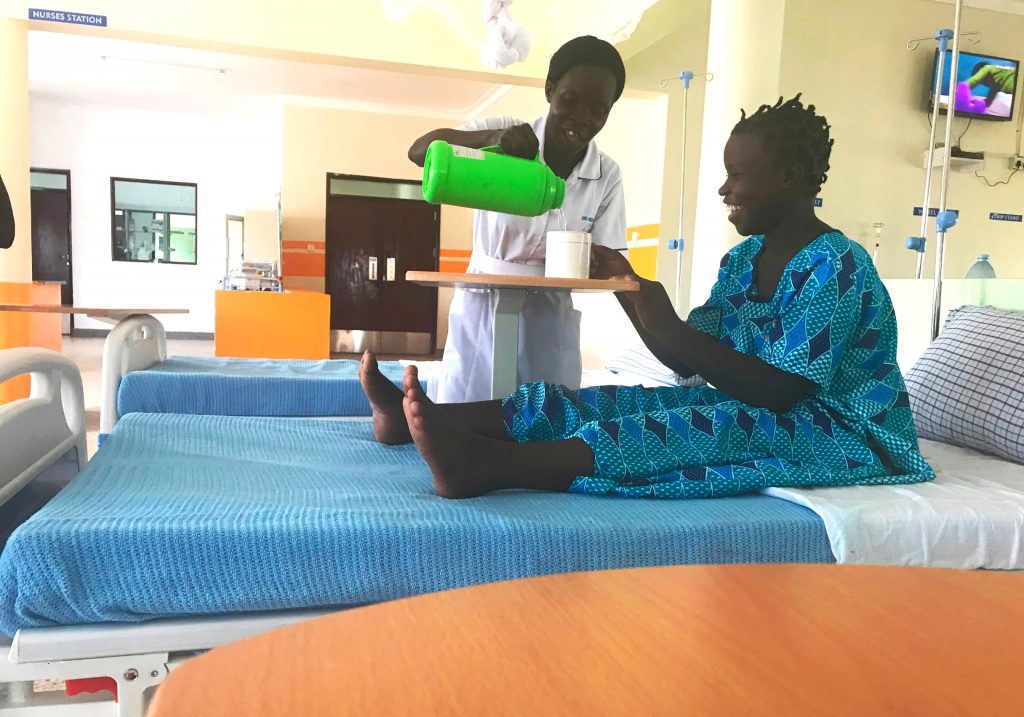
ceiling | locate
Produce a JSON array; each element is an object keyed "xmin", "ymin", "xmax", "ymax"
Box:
[
  {"xmin": 28, "ymin": 31, "xmax": 513, "ymax": 119},
  {"xmin": 930, "ymin": 0, "xmax": 1024, "ymax": 14}
]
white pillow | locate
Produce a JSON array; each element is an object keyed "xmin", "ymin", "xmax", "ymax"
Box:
[{"xmin": 604, "ymin": 342, "xmax": 704, "ymax": 387}]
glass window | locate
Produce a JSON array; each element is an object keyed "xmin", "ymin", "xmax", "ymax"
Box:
[
  {"xmin": 111, "ymin": 178, "xmax": 197, "ymax": 264},
  {"xmin": 30, "ymin": 170, "xmax": 69, "ymax": 190}
]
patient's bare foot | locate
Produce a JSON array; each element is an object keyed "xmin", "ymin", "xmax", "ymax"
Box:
[
  {"xmin": 402, "ymin": 366, "xmax": 498, "ymax": 498},
  {"xmin": 360, "ymin": 351, "xmax": 411, "ymax": 445}
]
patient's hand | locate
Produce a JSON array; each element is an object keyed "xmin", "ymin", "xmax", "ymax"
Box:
[
  {"xmin": 630, "ymin": 277, "xmax": 679, "ymax": 332},
  {"xmin": 591, "ymin": 244, "xmax": 635, "ymax": 280}
]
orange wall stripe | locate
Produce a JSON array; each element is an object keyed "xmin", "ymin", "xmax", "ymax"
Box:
[
  {"xmin": 439, "ymin": 248, "xmax": 472, "ymax": 273},
  {"xmin": 282, "ymin": 252, "xmax": 326, "ymax": 277},
  {"xmin": 439, "ymin": 259, "xmax": 470, "ymax": 273},
  {"xmin": 282, "ymin": 240, "xmax": 324, "ymax": 251}
]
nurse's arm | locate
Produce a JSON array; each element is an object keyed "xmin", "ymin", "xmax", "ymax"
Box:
[{"xmin": 407, "ymin": 124, "xmax": 539, "ymax": 166}]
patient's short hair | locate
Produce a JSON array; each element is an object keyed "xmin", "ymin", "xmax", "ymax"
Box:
[{"xmin": 732, "ymin": 94, "xmax": 833, "ymax": 195}]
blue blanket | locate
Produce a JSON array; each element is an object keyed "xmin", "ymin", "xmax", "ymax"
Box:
[
  {"xmin": 117, "ymin": 357, "xmax": 407, "ymax": 418},
  {"xmin": 0, "ymin": 414, "xmax": 833, "ymax": 634}
]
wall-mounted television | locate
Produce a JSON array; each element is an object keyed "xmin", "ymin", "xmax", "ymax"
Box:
[{"xmin": 927, "ymin": 49, "xmax": 1019, "ymax": 121}]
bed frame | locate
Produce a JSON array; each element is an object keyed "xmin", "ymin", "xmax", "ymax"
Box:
[
  {"xmin": 0, "ymin": 348, "xmax": 86, "ymax": 508},
  {"xmin": 0, "ymin": 347, "xmax": 335, "ymax": 717},
  {"xmin": 98, "ymin": 315, "xmax": 167, "ymax": 441}
]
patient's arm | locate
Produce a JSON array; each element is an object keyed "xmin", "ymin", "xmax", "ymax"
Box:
[
  {"xmin": 613, "ymin": 291, "xmax": 698, "ymax": 378},
  {"xmin": 590, "ymin": 245, "xmax": 697, "ymax": 378},
  {"xmin": 624, "ymin": 278, "xmax": 815, "ymax": 412}
]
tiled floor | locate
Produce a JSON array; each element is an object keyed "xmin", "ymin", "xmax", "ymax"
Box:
[{"xmin": 61, "ymin": 336, "xmax": 215, "ymax": 457}]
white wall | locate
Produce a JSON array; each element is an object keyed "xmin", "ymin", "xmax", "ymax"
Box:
[{"xmin": 30, "ymin": 99, "xmax": 282, "ymax": 332}]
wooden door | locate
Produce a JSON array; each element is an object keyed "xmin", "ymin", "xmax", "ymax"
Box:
[
  {"xmin": 30, "ymin": 172, "xmax": 73, "ymax": 318},
  {"xmin": 375, "ymin": 200, "xmax": 439, "ymax": 336},
  {"xmin": 326, "ymin": 194, "xmax": 385, "ymax": 333},
  {"xmin": 325, "ymin": 191, "xmax": 439, "ymax": 353}
]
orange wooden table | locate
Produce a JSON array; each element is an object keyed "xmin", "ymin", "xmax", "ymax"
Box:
[
  {"xmin": 148, "ymin": 564, "xmax": 1024, "ymax": 716},
  {"xmin": 214, "ymin": 290, "xmax": 330, "ymax": 360}
]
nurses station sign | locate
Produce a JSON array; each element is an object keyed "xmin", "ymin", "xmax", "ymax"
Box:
[{"xmin": 28, "ymin": 8, "xmax": 107, "ymax": 26}]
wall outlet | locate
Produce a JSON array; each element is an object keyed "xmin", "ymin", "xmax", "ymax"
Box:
[{"xmin": 1012, "ymin": 156, "xmax": 1024, "ymax": 170}]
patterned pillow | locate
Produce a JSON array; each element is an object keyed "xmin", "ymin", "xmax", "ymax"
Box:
[{"xmin": 904, "ymin": 305, "xmax": 1024, "ymax": 464}]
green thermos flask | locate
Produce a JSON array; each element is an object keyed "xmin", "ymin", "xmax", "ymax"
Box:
[{"xmin": 421, "ymin": 140, "xmax": 566, "ymax": 217}]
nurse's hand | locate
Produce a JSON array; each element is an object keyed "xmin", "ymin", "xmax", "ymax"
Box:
[
  {"xmin": 590, "ymin": 244, "xmax": 635, "ymax": 280},
  {"xmin": 496, "ymin": 124, "xmax": 540, "ymax": 159}
]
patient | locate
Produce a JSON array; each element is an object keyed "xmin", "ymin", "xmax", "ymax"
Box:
[{"xmin": 361, "ymin": 95, "xmax": 934, "ymax": 499}]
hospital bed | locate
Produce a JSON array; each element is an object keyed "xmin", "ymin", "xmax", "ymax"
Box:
[
  {"xmin": 98, "ymin": 315, "xmax": 419, "ymax": 442},
  {"xmin": 4, "ymin": 304, "xmax": 1024, "ymax": 716},
  {"xmin": 0, "ymin": 347, "xmax": 836, "ymax": 716},
  {"xmin": 101, "ymin": 313, "xmax": 644, "ymax": 442}
]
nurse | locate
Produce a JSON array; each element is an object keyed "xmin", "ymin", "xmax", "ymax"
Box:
[{"xmin": 407, "ymin": 35, "xmax": 627, "ymax": 403}]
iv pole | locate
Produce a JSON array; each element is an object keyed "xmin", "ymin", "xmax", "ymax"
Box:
[
  {"xmin": 659, "ymin": 71, "xmax": 712, "ymax": 312},
  {"xmin": 905, "ymin": 0, "xmax": 975, "ymax": 340},
  {"xmin": 931, "ymin": 0, "xmax": 965, "ymax": 341},
  {"xmin": 905, "ymin": 28, "xmax": 953, "ymax": 280}
]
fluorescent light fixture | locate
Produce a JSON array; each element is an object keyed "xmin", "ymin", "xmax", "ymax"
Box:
[{"xmin": 100, "ymin": 55, "xmax": 228, "ymax": 74}]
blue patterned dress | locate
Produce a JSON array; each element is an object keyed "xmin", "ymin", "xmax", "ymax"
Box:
[{"xmin": 501, "ymin": 231, "xmax": 934, "ymax": 498}]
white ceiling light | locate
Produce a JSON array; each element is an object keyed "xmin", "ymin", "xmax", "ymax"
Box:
[{"xmin": 100, "ymin": 55, "xmax": 228, "ymax": 74}]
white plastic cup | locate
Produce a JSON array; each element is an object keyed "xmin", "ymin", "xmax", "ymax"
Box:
[{"xmin": 545, "ymin": 231, "xmax": 592, "ymax": 279}]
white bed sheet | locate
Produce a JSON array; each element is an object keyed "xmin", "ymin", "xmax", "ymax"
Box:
[
  {"xmin": 407, "ymin": 361, "xmax": 669, "ymax": 400},
  {"xmin": 764, "ymin": 439, "xmax": 1024, "ymax": 569},
  {"xmin": 582, "ymin": 368, "xmax": 671, "ymax": 388}
]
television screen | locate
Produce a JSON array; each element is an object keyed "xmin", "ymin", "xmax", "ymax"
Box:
[{"xmin": 928, "ymin": 49, "xmax": 1019, "ymax": 121}]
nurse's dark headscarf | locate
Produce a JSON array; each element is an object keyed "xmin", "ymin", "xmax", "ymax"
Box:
[{"xmin": 546, "ymin": 36, "xmax": 626, "ymax": 102}]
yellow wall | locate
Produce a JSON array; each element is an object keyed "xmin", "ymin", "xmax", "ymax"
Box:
[
  {"xmin": 280, "ymin": 104, "xmax": 473, "ymax": 345},
  {"xmin": 780, "ymin": 0, "xmax": 1024, "ymax": 280},
  {"xmin": 0, "ymin": 18, "xmax": 31, "ymax": 282},
  {"xmin": 623, "ymin": 2, "xmax": 713, "ymax": 311}
]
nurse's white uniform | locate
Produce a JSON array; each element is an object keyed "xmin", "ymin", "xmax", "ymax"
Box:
[{"xmin": 434, "ymin": 114, "xmax": 626, "ymax": 403}]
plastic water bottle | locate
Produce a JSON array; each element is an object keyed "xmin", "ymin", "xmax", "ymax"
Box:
[
  {"xmin": 965, "ymin": 254, "xmax": 996, "ymax": 279},
  {"xmin": 421, "ymin": 140, "xmax": 566, "ymax": 216}
]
